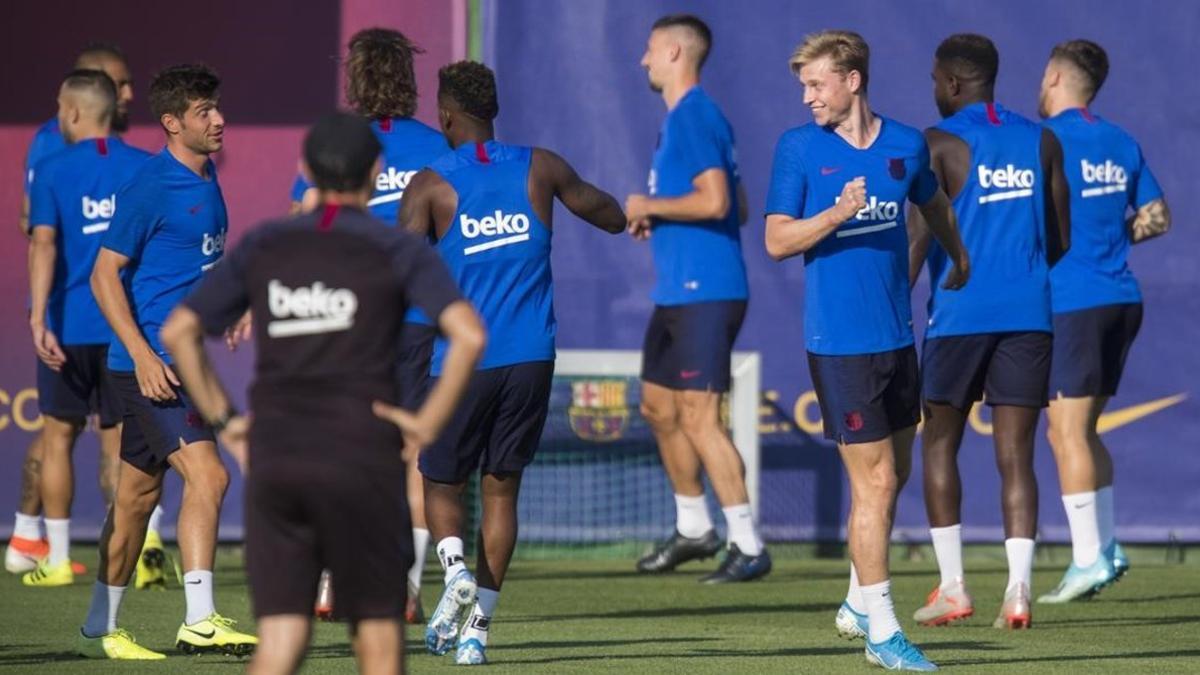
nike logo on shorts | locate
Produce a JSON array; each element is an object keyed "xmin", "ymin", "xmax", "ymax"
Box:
[{"xmin": 680, "ymin": 370, "xmax": 701, "ymax": 380}]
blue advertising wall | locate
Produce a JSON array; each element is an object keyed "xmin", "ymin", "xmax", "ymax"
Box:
[{"xmin": 481, "ymin": 0, "xmax": 1200, "ymax": 542}]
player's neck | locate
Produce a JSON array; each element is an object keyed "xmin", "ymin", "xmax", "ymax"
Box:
[
  {"xmin": 1044, "ymin": 94, "xmax": 1089, "ymax": 118},
  {"xmin": 951, "ymin": 91, "xmax": 994, "ymax": 116},
  {"xmin": 833, "ymin": 99, "xmax": 880, "ymax": 150},
  {"xmin": 166, "ymin": 141, "xmax": 212, "ymax": 178},
  {"xmin": 316, "ymin": 191, "xmax": 370, "ymax": 209},
  {"xmin": 69, "ymin": 124, "xmax": 112, "ymax": 143},
  {"xmin": 662, "ymin": 73, "xmax": 699, "ymax": 110}
]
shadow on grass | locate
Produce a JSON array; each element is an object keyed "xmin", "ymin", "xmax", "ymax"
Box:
[
  {"xmin": 1033, "ymin": 614, "xmax": 1200, "ymax": 628},
  {"xmin": 0, "ymin": 650, "xmax": 82, "ymax": 667},
  {"xmin": 494, "ymin": 642, "xmax": 1005, "ymax": 666},
  {"xmin": 503, "ymin": 602, "xmax": 834, "ymax": 623},
  {"xmin": 1093, "ymin": 591, "xmax": 1200, "ymax": 604},
  {"xmin": 940, "ymin": 648, "xmax": 1200, "ymax": 667}
]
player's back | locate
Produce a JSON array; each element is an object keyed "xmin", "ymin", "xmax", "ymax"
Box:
[
  {"xmin": 928, "ymin": 102, "xmax": 1050, "ymax": 337},
  {"xmin": 649, "ymin": 87, "xmax": 747, "ymax": 305},
  {"xmin": 429, "ymin": 140, "xmax": 554, "ymax": 372},
  {"xmin": 30, "ymin": 137, "xmax": 151, "ymax": 344},
  {"xmin": 230, "ymin": 207, "xmax": 456, "ymax": 463},
  {"xmin": 1043, "ymin": 108, "xmax": 1160, "ymax": 313}
]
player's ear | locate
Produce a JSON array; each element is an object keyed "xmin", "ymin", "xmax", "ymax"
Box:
[
  {"xmin": 160, "ymin": 113, "xmax": 181, "ymax": 136},
  {"xmin": 847, "ymin": 69, "xmax": 862, "ymax": 95}
]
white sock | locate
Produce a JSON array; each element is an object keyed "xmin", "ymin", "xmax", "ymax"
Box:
[
  {"xmin": 13, "ymin": 512, "xmax": 41, "ymax": 540},
  {"xmin": 183, "ymin": 570, "xmax": 215, "ymax": 625},
  {"xmin": 461, "ymin": 587, "xmax": 499, "ymax": 646},
  {"xmin": 1062, "ymin": 491, "xmax": 1100, "ymax": 567},
  {"xmin": 436, "ymin": 537, "xmax": 467, "ymax": 584},
  {"xmin": 83, "ymin": 582, "xmax": 126, "ymax": 637},
  {"xmin": 1004, "ymin": 538, "xmax": 1035, "ymax": 591},
  {"xmin": 721, "ymin": 503, "xmax": 763, "ymax": 556},
  {"xmin": 861, "ymin": 580, "xmax": 903, "ymax": 644},
  {"xmin": 845, "ymin": 563, "xmax": 866, "ymax": 614},
  {"xmin": 408, "ymin": 528, "xmax": 431, "ymax": 593},
  {"xmin": 674, "ymin": 494, "xmax": 713, "ymax": 538},
  {"xmin": 1096, "ymin": 486, "xmax": 1116, "ymax": 549},
  {"xmin": 147, "ymin": 505, "xmax": 164, "ymax": 536},
  {"xmin": 45, "ymin": 518, "xmax": 70, "ymax": 567},
  {"xmin": 929, "ymin": 524, "xmax": 964, "ymax": 589}
]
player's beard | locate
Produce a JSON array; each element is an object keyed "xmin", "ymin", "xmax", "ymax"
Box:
[
  {"xmin": 1036, "ymin": 91, "xmax": 1050, "ymax": 119},
  {"xmin": 111, "ymin": 108, "xmax": 130, "ymax": 133}
]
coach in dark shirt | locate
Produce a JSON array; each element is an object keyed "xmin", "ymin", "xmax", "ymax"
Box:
[{"xmin": 161, "ymin": 112, "xmax": 484, "ymax": 675}]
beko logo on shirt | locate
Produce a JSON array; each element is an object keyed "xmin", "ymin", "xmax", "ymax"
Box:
[
  {"xmin": 266, "ymin": 279, "xmax": 359, "ymax": 338},
  {"xmin": 368, "ymin": 167, "xmax": 417, "ymax": 207},
  {"xmin": 202, "ymin": 231, "xmax": 227, "ymax": 256},
  {"xmin": 977, "ymin": 164, "xmax": 1035, "ymax": 204},
  {"xmin": 80, "ymin": 194, "xmax": 116, "ymax": 234},
  {"xmin": 459, "ymin": 210, "xmax": 532, "ymax": 256},
  {"xmin": 1080, "ymin": 159, "xmax": 1128, "ymax": 198},
  {"xmin": 834, "ymin": 196, "xmax": 900, "ymax": 239}
]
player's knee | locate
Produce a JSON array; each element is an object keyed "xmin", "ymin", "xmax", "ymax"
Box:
[
  {"xmin": 42, "ymin": 416, "xmax": 84, "ymax": 443},
  {"xmin": 117, "ymin": 487, "xmax": 158, "ymax": 519},
  {"xmin": 639, "ymin": 399, "xmax": 677, "ymax": 431},
  {"xmin": 188, "ymin": 461, "xmax": 230, "ymax": 503}
]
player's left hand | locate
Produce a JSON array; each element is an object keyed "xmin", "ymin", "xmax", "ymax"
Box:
[
  {"xmin": 627, "ymin": 217, "xmax": 652, "ymax": 241},
  {"xmin": 372, "ymin": 400, "xmax": 436, "ymax": 448},
  {"xmin": 31, "ymin": 323, "xmax": 67, "ymax": 371},
  {"xmin": 942, "ymin": 252, "xmax": 970, "ymax": 290},
  {"xmin": 225, "ymin": 310, "xmax": 253, "ymax": 351},
  {"xmin": 625, "ymin": 194, "xmax": 654, "ymax": 224},
  {"xmin": 218, "ymin": 414, "xmax": 250, "ymax": 475}
]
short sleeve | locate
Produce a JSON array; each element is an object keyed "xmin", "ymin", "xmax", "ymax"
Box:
[
  {"xmin": 27, "ymin": 160, "xmax": 59, "ymax": 230},
  {"xmin": 101, "ymin": 178, "xmax": 158, "ymax": 261},
  {"xmin": 908, "ymin": 139, "xmax": 939, "ymax": 206},
  {"xmin": 23, "ymin": 129, "xmax": 55, "ymax": 196},
  {"xmin": 182, "ymin": 233, "xmax": 253, "ymax": 336},
  {"xmin": 290, "ymin": 174, "xmax": 311, "ymax": 203},
  {"xmin": 670, "ymin": 104, "xmax": 725, "ymax": 179},
  {"xmin": 765, "ymin": 131, "xmax": 808, "ymax": 217},
  {"xmin": 1131, "ymin": 143, "xmax": 1163, "ymax": 209},
  {"xmin": 397, "ymin": 241, "xmax": 463, "ymax": 328}
]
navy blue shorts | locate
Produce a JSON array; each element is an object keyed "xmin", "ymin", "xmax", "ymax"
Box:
[
  {"xmin": 419, "ymin": 361, "xmax": 554, "ymax": 484},
  {"xmin": 641, "ymin": 301, "xmax": 746, "ymax": 392},
  {"xmin": 923, "ymin": 332, "xmax": 1052, "ymax": 410},
  {"xmin": 395, "ymin": 322, "xmax": 436, "ymax": 410},
  {"xmin": 36, "ymin": 345, "xmax": 121, "ymax": 426},
  {"xmin": 245, "ymin": 459, "xmax": 411, "ymax": 621},
  {"xmin": 1050, "ymin": 303, "xmax": 1143, "ymax": 398},
  {"xmin": 808, "ymin": 346, "xmax": 921, "ymax": 444},
  {"xmin": 110, "ymin": 369, "xmax": 215, "ymax": 473}
]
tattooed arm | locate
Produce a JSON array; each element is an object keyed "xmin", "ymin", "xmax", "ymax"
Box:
[{"xmin": 1128, "ymin": 198, "xmax": 1171, "ymax": 243}]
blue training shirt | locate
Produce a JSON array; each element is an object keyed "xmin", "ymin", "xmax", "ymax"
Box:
[
  {"xmin": 647, "ymin": 86, "xmax": 748, "ymax": 306},
  {"xmin": 102, "ymin": 148, "xmax": 228, "ymax": 371},
  {"xmin": 428, "ymin": 140, "xmax": 555, "ymax": 374},
  {"xmin": 1044, "ymin": 108, "xmax": 1163, "ymax": 313},
  {"xmin": 926, "ymin": 102, "xmax": 1051, "ymax": 337},
  {"xmin": 28, "ymin": 137, "xmax": 152, "ymax": 345},
  {"xmin": 290, "ymin": 116, "xmax": 448, "ymax": 324},
  {"xmin": 765, "ymin": 117, "xmax": 938, "ymax": 356},
  {"xmin": 24, "ymin": 118, "xmax": 66, "ymax": 196}
]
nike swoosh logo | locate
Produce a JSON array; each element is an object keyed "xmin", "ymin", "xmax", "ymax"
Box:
[
  {"xmin": 680, "ymin": 370, "xmax": 702, "ymax": 380},
  {"xmin": 184, "ymin": 627, "xmax": 216, "ymax": 639},
  {"xmin": 820, "ymin": 166, "xmax": 841, "ymax": 175},
  {"xmin": 1096, "ymin": 394, "xmax": 1187, "ymax": 434},
  {"xmin": 186, "ymin": 580, "xmax": 202, "ymax": 585},
  {"xmin": 1073, "ymin": 502, "xmax": 1093, "ymax": 509}
]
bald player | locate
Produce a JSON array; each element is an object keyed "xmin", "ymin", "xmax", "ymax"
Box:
[{"xmin": 21, "ymin": 70, "xmax": 151, "ymax": 588}]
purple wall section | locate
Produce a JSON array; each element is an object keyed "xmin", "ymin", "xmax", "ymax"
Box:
[
  {"xmin": 481, "ymin": 0, "xmax": 1200, "ymax": 542},
  {"xmin": 0, "ymin": 0, "xmax": 464, "ymax": 539}
]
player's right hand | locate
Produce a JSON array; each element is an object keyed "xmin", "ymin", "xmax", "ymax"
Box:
[
  {"xmin": 31, "ymin": 323, "xmax": 67, "ymax": 371},
  {"xmin": 133, "ymin": 350, "xmax": 180, "ymax": 402},
  {"xmin": 835, "ymin": 177, "xmax": 867, "ymax": 222},
  {"xmin": 372, "ymin": 401, "xmax": 436, "ymax": 449},
  {"xmin": 218, "ymin": 415, "xmax": 250, "ymax": 475}
]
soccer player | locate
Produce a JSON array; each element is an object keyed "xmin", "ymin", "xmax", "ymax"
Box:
[
  {"xmin": 286, "ymin": 28, "xmax": 449, "ymax": 624},
  {"xmin": 1037, "ymin": 40, "xmax": 1170, "ymax": 602},
  {"xmin": 162, "ymin": 111, "xmax": 484, "ymax": 675},
  {"xmin": 908, "ymin": 34, "xmax": 1071, "ymax": 629},
  {"xmin": 401, "ymin": 61, "xmax": 625, "ymax": 665},
  {"xmin": 21, "ymin": 70, "xmax": 151, "ymax": 588},
  {"xmin": 78, "ymin": 64, "xmax": 255, "ymax": 660},
  {"xmin": 5, "ymin": 42, "xmax": 153, "ymax": 579},
  {"xmin": 765, "ymin": 30, "xmax": 969, "ymax": 671},
  {"xmin": 625, "ymin": 14, "xmax": 770, "ymax": 583}
]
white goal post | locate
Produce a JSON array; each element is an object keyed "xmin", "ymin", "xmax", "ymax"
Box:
[{"xmin": 553, "ymin": 350, "xmax": 762, "ymax": 516}]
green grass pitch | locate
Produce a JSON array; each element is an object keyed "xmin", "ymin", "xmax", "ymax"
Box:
[{"xmin": 2, "ymin": 546, "xmax": 1197, "ymax": 673}]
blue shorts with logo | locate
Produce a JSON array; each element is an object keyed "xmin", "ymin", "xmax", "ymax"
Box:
[
  {"xmin": 110, "ymin": 369, "xmax": 215, "ymax": 473},
  {"xmin": 419, "ymin": 361, "xmax": 553, "ymax": 484},
  {"xmin": 1050, "ymin": 303, "xmax": 1142, "ymax": 398},
  {"xmin": 807, "ymin": 346, "xmax": 921, "ymax": 445},
  {"xmin": 641, "ymin": 300, "xmax": 746, "ymax": 392},
  {"xmin": 396, "ymin": 322, "xmax": 436, "ymax": 410},
  {"xmin": 923, "ymin": 332, "xmax": 1052, "ymax": 410},
  {"xmin": 36, "ymin": 344, "xmax": 122, "ymax": 426}
]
